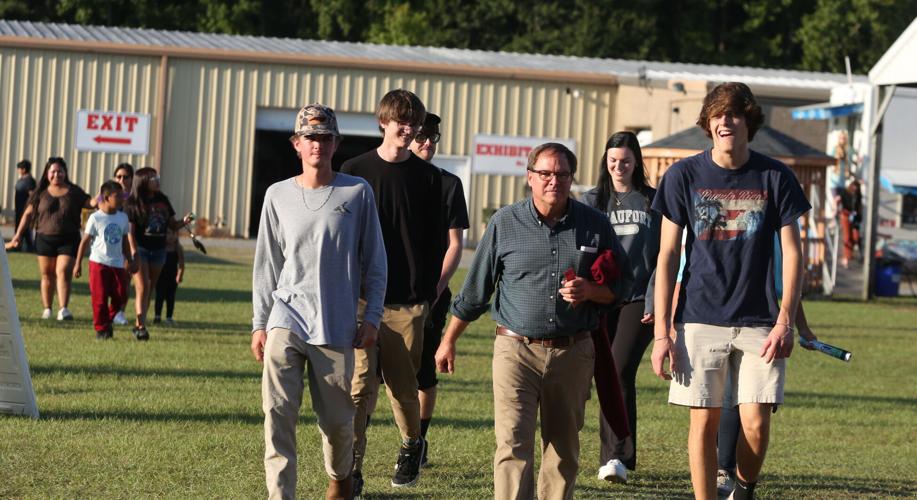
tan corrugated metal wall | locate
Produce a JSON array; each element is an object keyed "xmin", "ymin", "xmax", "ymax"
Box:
[
  {"xmin": 1, "ymin": 46, "xmax": 616, "ymax": 240},
  {"xmin": 0, "ymin": 48, "xmax": 159, "ymax": 214},
  {"xmin": 163, "ymin": 59, "xmax": 616, "ymax": 240}
]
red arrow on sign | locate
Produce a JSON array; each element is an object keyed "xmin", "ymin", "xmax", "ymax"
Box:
[{"xmin": 94, "ymin": 136, "xmax": 132, "ymax": 144}]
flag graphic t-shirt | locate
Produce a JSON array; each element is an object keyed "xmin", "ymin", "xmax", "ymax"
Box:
[
  {"xmin": 692, "ymin": 188, "xmax": 768, "ymax": 241},
  {"xmin": 653, "ymin": 149, "xmax": 811, "ymax": 327}
]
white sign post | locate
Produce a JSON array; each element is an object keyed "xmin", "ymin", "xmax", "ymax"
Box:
[
  {"xmin": 75, "ymin": 110, "xmax": 151, "ymax": 155},
  {"xmin": 471, "ymin": 134, "xmax": 577, "ymax": 176},
  {"xmin": 0, "ymin": 246, "xmax": 39, "ymax": 418}
]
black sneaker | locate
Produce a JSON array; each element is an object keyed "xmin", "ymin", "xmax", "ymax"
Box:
[
  {"xmin": 104, "ymin": 326, "xmax": 114, "ymax": 340},
  {"xmin": 132, "ymin": 326, "xmax": 150, "ymax": 341},
  {"xmin": 352, "ymin": 470, "xmax": 364, "ymax": 499},
  {"xmin": 96, "ymin": 326, "xmax": 114, "ymax": 340},
  {"xmin": 391, "ymin": 438, "xmax": 424, "ymax": 487}
]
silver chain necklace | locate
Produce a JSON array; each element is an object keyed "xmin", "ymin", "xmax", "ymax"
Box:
[
  {"xmin": 296, "ymin": 176, "xmax": 335, "ymax": 212},
  {"xmin": 613, "ymin": 189, "xmax": 635, "ymax": 207}
]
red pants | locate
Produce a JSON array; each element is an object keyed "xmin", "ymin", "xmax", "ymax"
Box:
[
  {"xmin": 841, "ymin": 209, "xmax": 855, "ymax": 261},
  {"xmin": 89, "ymin": 261, "xmax": 128, "ymax": 332}
]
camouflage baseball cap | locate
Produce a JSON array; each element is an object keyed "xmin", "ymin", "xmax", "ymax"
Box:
[{"xmin": 293, "ymin": 103, "xmax": 340, "ymax": 138}]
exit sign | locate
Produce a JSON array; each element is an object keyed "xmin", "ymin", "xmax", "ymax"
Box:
[{"xmin": 75, "ymin": 110, "xmax": 151, "ymax": 154}]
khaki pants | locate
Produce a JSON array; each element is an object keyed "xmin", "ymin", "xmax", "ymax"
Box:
[
  {"xmin": 492, "ymin": 335, "xmax": 595, "ymax": 500},
  {"xmin": 351, "ymin": 302, "xmax": 428, "ymax": 471},
  {"xmin": 262, "ymin": 328, "xmax": 355, "ymax": 500}
]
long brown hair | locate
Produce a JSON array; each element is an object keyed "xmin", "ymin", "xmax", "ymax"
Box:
[
  {"xmin": 591, "ymin": 132, "xmax": 650, "ymax": 210},
  {"xmin": 125, "ymin": 167, "xmax": 160, "ymax": 222},
  {"xmin": 28, "ymin": 156, "xmax": 72, "ymax": 211}
]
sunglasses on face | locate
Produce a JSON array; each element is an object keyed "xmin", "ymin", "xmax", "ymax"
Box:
[
  {"xmin": 527, "ymin": 168, "xmax": 572, "ymax": 182},
  {"xmin": 414, "ymin": 132, "xmax": 441, "ymax": 144}
]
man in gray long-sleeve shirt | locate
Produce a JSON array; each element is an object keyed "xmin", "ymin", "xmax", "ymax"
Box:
[
  {"xmin": 435, "ymin": 143, "xmax": 633, "ymax": 500},
  {"xmin": 250, "ymin": 103, "xmax": 387, "ymax": 500}
]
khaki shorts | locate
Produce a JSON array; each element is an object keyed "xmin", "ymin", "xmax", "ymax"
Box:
[{"xmin": 668, "ymin": 323, "xmax": 785, "ymax": 408}]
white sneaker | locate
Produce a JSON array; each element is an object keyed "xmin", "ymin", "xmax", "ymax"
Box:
[
  {"xmin": 113, "ymin": 311, "xmax": 128, "ymax": 325},
  {"xmin": 597, "ymin": 459, "xmax": 627, "ymax": 483},
  {"xmin": 41, "ymin": 308, "xmax": 52, "ymax": 320},
  {"xmin": 717, "ymin": 469, "xmax": 735, "ymax": 498},
  {"xmin": 57, "ymin": 307, "xmax": 73, "ymax": 321}
]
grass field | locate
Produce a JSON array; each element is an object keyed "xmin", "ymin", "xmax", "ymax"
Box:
[{"xmin": 0, "ymin": 246, "xmax": 915, "ymax": 499}]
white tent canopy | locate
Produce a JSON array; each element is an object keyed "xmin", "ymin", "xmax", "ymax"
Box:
[
  {"xmin": 860, "ymin": 16, "xmax": 917, "ymax": 299},
  {"xmin": 869, "ymin": 17, "xmax": 917, "ymax": 86}
]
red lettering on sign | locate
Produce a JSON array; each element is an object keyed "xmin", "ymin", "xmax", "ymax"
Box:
[
  {"xmin": 87, "ymin": 114, "xmax": 99, "ymax": 129},
  {"xmin": 125, "ymin": 116, "xmax": 138, "ymax": 132},
  {"xmin": 101, "ymin": 115, "xmax": 114, "ymax": 131},
  {"xmin": 94, "ymin": 136, "xmax": 132, "ymax": 145},
  {"xmin": 475, "ymin": 143, "xmax": 534, "ymax": 157}
]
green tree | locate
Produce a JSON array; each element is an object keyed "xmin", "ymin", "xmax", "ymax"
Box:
[
  {"xmin": 567, "ymin": 0, "xmax": 659, "ymax": 60},
  {"xmin": 3, "ymin": 0, "xmax": 917, "ymax": 73},
  {"xmin": 311, "ymin": 0, "xmax": 373, "ymax": 41},
  {"xmin": 797, "ymin": 0, "xmax": 917, "ymax": 73},
  {"xmin": 366, "ymin": 2, "xmax": 434, "ymax": 45}
]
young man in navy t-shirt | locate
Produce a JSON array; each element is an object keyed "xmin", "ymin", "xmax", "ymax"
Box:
[{"xmin": 651, "ymin": 82, "xmax": 811, "ymax": 500}]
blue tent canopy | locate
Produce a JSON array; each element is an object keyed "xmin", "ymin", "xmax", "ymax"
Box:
[
  {"xmin": 880, "ymin": 169, "xmax": 917, "ymax": 195},
  {"xmin": 791, "ymin": 102, "xmax": 864, "ymax": 120}
]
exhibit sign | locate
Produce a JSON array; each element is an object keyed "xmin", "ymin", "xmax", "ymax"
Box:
[{"xmin": 471, "ymin": 134, "xmax": 576, "ymax": 176}]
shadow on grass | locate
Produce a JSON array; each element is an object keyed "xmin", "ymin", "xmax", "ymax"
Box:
[
  {"xmin": 766, "ymin": 474, "xmax": 917, "ymax": 497},
  {"xmin": 786, "ymin": 390, "xmax": 917, "ymax": 409},
  {"xmin": 582, "ymin": 474, "xmax": 694, "ymax": 499},
  {"xmin": 17, "ymin": 320, "xmax": 252, "ymax": 337},
  {"xmin": 809, "ymin": 323, "xmax": 917, "ymax": 333},
  {"xmin": 13, "ymin": 278, "xmax": 251, "ymax": 304},
  {"xmin": 170, "ymin": 286, "xmax": 252, "ymax": 303},
  {"xmin": 432, "ymin": 415, "xmax": 495, "ymax": 430},
  {"xmin": 135, "ymin": 320, "xmax": 252, "ymax": 335},
  {"xmin": 31, "ymin": 363, "xmax": 260, "ymax": 381},
  {"xmin": 14, "ymin": 278, "xmax": 91, "ymax": 297},
  {"xmin": 39, "ymin": 408, "xmax": 276, "ymax": 425},
  {"xmin": 183, "ymin": 252, "xmax": 244, "ymax": 265},
  {"xmin": 580, "ymin": 471, "xmax": 916, "ymax": 498}
]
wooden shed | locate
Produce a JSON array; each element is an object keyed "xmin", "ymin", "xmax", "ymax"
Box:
[{"xmin": 642, "ymin": 125, "xmax": 836, "ymax": 294}]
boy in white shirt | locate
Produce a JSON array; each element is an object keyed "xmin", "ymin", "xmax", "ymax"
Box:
[{"xmin": 74, "ymin": 181, "xmax": 137, "ymax": 340}]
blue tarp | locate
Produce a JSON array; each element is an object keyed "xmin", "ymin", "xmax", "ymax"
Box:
[
  {"xmin": 880, "ymin": 175, "xmax": 917, "ymax": 195},
  {"xmin": 791, "ymin": 102, "xmax": 864, "ymax": 120}
]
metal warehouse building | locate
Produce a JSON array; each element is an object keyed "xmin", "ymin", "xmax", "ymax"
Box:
[{"xmin": 0, "ymin": 20, "xmax": 859, "ymax": 243}]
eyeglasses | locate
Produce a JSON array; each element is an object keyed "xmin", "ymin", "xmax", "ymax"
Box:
[
  {"xmin": 415, "ymin": 132, "xmax": 441, "ymax": 144},
  {"xmin": 115, "ymin": 174, "xmax": 133, "ymax": 180},
  {"xmin": 527, "ymin": 168, "xmax": 572, "ymax": 182}
]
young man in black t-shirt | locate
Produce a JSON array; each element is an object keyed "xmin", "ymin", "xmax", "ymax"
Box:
[
  {"xmin": 341, "ymin": 89, "xmax": 444, "ymax": 490},
  {"xmin": 652, "ymin": 83, "xmax": 811, "ymax": 500},
  {"xmin": 408, "ymin": 113, "xmax": 469, "ymax": 467}
]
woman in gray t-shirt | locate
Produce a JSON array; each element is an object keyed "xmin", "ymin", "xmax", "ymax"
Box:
[{"xmin": 582, "ymin": 131, "xmax": 661, "ymax": 483}]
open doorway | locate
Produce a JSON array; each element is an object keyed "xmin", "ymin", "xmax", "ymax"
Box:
[{"xmin": 249, "ymin": 130, "xmax": 381, "ymax": 237}]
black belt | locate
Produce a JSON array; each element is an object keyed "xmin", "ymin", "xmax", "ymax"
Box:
[{"xmin": 495, "ymin": 326, "xmax": 590, "ymax": 348}]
